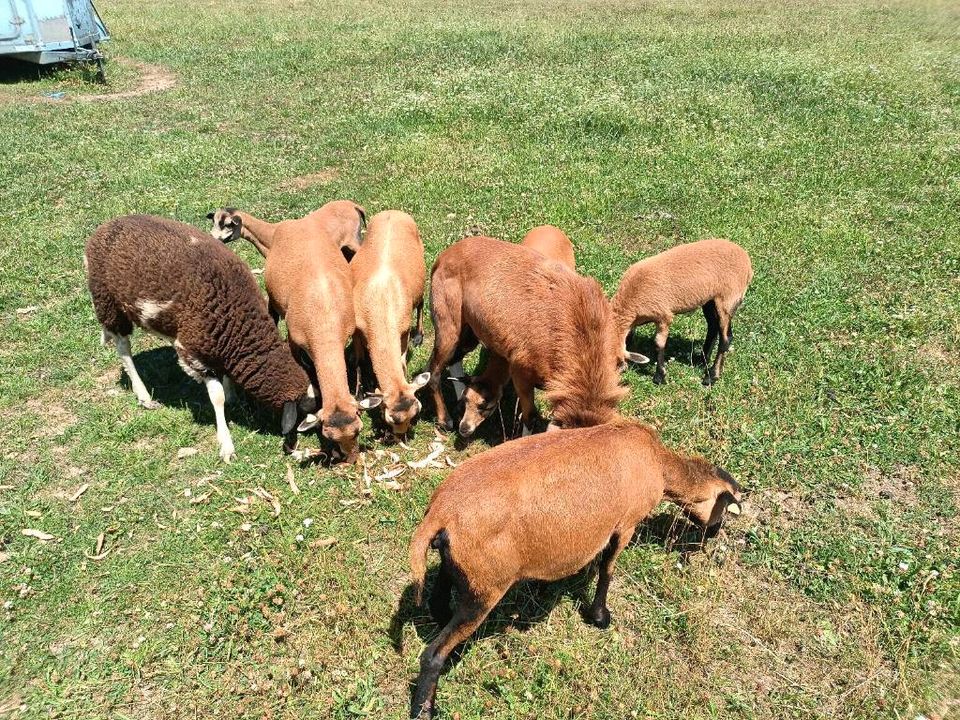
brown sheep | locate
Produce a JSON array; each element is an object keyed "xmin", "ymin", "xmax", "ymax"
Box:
[
  {"xmin": 84, "ymin": 215, "xmax": 316, "ymax": 462},
  {"xmin": 350, "ymin": 210, "xmax": 430, "ymax": 436},
  {"xmin": 406, "ymin": 418, "xmax": 742, "ymax": 718},
  {"xmin": 456, "ymin": 225, "xmax": 576, "ymax": 437},
  {"xmin": 611, "ymin": 238, "xmax": 753, "ymax": 386},
  {"xmin": 208, "ymin": 200, "xmax": 366, "ymax": 261},
  {"xmin": 426, "ymin": 235, "xmax": 627, "ymax": 435},
  {"xmin": 209, "ymin": 206, "xmax": 376, "ymax": 461}
]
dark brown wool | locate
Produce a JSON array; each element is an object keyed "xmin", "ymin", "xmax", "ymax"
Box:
[{"xmin": 85, "ymin": 215, "xmax": 309, "ymax": 410}]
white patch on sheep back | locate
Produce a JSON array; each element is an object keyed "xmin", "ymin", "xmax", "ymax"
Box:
[{"xmin": 136, "ymin": 299, "xmax": 172, "ymax": 323}]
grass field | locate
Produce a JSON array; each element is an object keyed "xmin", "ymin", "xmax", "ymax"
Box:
[{"xmin": 1, "ymin": 0, "xmax": 959, "ymax": 717}]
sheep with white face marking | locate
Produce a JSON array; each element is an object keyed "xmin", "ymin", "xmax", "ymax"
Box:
[
  {"xmin": 84, "ymin": 215, "xmax": 317, "ymax": 462},
  {"xmin": 208, "ymin": 200, "xmax": 366, "ymax": 262},
  {"xmin": 351, "ymin": 210, "xmax": 430, "ymax": 436},
  {"xmin": 209, "ymin": 205, "xmax": 375, "ymax": 461},
  {"xmin": 611, "ymin": 238, "xmax": 753, "ymax": 386}
]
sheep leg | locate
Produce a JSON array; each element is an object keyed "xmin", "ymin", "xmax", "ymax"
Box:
[
  {"xmin": 204, "ymin": 377, "xmax": 236, "ymax": 463},
  {"xmin": 428, "ymin": 564, "xmax": 454, "ymax": 628},
  {"xmin": 583, "ymin": 530, "xmax": 631, "ymax": 629},
  {"xmin": 222, "ymin": 376, "xmax": 237, "ymax": 405},
  {"xmin": 706, "ymin": 311, "xmax": 732, "ymax": 386},
  {"xmin": 109, "ymin": 331, "xmax": 160, "ymax": 409},
  {"xmin": 652, "ymin": 319, "xmax": 671, "ymax": 385},
  {"xmin": 411, "ymin": 298, "xmax": 425, "ymax": 348},
  {"xmin": 512, "ymin": 375, "xmax": 537, "ymax": 436},
  {"xmin": 426, "ymin": 282, "xmax": 462, "ymax": 431},
  {"xmin": 699, "ymin": 300, "xmax": 720, "ymax": 367},
  {"xmin": 411, "ymin": 592, "xmax": 499, "ymax": 719}
]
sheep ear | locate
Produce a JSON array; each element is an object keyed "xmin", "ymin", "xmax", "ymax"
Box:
[
  {"xmin": 297, "ymin": 413, "xmax": 320, "ymax": 432},
  {"xmin": 206, "ymin": 211, "xmax": 215, "ymax": 220},
  {"xmin": 411, "ymin": 371, "xmax": 431, "ymax": 390},
  {"xmin": 447, "ymin": 376, "xmax": 467, "ymax": 401},
  {"xmin": 281, "ymin": 401, "xmax": 297, "ymax": 435},
  {"xmin": 358, "ymin": 395, "xmax": 382, "ymax": 410},
  {"xmin": 726, "ymin": 502, "xmax": 742, "ymax": 516},
  {"xmin": 624, "ymin": 351, "xmax": 650, "ymax": 364}
]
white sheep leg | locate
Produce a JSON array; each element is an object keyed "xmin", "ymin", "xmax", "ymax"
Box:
[
  {"xmin": 205, "ymin": 377, "xmax": 236, "ymax": 463},
  {"xmin": 112, "ymin": 332, "xmax": 159, "ymax": 409}
]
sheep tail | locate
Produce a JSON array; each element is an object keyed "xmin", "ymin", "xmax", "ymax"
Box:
[
  {"xmin": 353, "ymin": 203, "xmax": 367, "ymax": 229},
  {"xmin": 409, "ymin": 513, "xmax": 442, "ymax": 606}
]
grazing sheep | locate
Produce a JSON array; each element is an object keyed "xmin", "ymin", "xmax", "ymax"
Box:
[
  {"xmin": 208, "ymin": 199, "xmax": 367, "ymax": 261},
  {"xmin": 84, "ymin": 215, "xmax": 316, "ymax": 462},
  {"xmin": 407, "ymin": 418, "xmax": 742, "ymax": 718},
  {"xmin": 210, "ymin": 206, "xmax": 374, "ymax": 461},
  {"xmin": 351, "ymin": 210, "xmax": 430, "ymax": 436},
  {"xmin": 456, "ymin": 225, "xmax": 575, "ymax": 437},
  {"xmin": 427, "ymin": 235, "xmax": 626, "ymax": 435},
  {"xmin": 611, "ymin": 238, "xmax": 753, "ymax": 385}
]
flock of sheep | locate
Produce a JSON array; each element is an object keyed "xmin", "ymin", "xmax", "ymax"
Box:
[{"xmin": 83, "ymin": 200, "xmax": 753, "ymax": 718}]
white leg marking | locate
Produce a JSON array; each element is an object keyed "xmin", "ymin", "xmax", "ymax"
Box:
[
  {"xmin": 205, "ymin": 377, "xmax": 235, "ymax": 463},
  {"xmin": 115, "ymin": 335, "xmax": 159, "ymax": 409}
]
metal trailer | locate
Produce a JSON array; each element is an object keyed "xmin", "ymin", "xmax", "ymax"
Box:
[{"xmin": 0, "ymin": 0, "xmax": 109, "ymax": 80}]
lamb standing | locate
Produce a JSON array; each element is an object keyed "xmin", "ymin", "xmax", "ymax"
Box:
[
  {"xmin": 611, "ymin": 238, "xmax": 753, "ymax": 385},
  {"xmin": 208, "ymin": 206, "xmax": 374, "ymax": 460},
  {"xmin": 407, "ymin": 418, "xmax": 742, "ymax": 718},
  {"xmin": 350, "ymin": 210, "xmax": 430, "ymax": 436},
  {"xmin": 84, "ymin": 215, "xmax": 316, "ymax": 462}
]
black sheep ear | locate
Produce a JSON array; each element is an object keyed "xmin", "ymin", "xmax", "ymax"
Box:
[
  {"xmin": 206, "ymin": 211, "xmax": 215, "ymax": 220},
  {"xmin": 281, "ymin": 401, "xmax": 297, "ymax": 435}
]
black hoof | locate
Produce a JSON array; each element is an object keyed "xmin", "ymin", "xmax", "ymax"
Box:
[
  {"xmin": 411, "ymin": 332, "xmax": 424, "ymax": 348},
  {"xmin": 702, "ymin": 375, "xmax": 716, "ymax": 387},
  {"xmin": 652, "ymin": 373, "xmax": 666, "ymax": 386},
  {"xmin": 440, "ymin": 418, "xmax": 454, "ymax": 432},
  {"xmin": 583, "ymin": 606, "xmax": 611, "ymax": 629}
]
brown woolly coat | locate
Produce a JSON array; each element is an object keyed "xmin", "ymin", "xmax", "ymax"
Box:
[
  {"xmin": 84, "ymin": 215, "xmax": 309, "ymax": 409},
  {"xmin": 611, "ymin": 238, "xmax": 753, "ymax": 342},
  {"xmin": 428, "ymin": 236, "xmax": 625, "ymax": 429},
  {"xmin": 350, "ymin": 210, "xmax": 427, "ymax": 432}
]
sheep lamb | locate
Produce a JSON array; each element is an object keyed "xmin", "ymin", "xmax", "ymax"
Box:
[
  {"xmin": 611, "ymin": 238, "xmax": 753, "ymax": 385},
  {"xmin": 407, "ymin": 418, "xmax": 743, "ymax": 718},
  {"xmin": 84, "ymin": 214, "xmax": 316, "ymax": 462}
]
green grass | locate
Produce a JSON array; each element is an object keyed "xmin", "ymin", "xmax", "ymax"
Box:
[{"xmin": 1, "ymin": 0, "xmax": 959, "ymax": 717}]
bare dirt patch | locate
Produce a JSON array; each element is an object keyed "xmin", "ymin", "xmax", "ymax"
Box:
[
  {"xmin": 279, "ymin": 168, "xmax": 340, "ymax": 190},
  {"xmin": 0, "ymin": 59, "xmax": 176, "ymax": 105},
  {"xmin": 25, "ymin": 398, "xmax": 77, "ymax": 440}
]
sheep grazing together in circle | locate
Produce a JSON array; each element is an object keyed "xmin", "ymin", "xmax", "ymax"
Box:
[{"xmin": 83, "ymin": 204, "xmax": 753, "ymax": 720}]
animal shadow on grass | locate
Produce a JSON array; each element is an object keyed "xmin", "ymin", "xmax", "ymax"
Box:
[
  {"xmin": 0, "ymin": 59, "xmax": 64, "ymax": 85},
  {"xmin": 626, "ymin": 329, "xmax": 708, "ymax": 378},
  {"xmin": 119, "ymin": 347, "xmax": 281, "ymax": 435}
]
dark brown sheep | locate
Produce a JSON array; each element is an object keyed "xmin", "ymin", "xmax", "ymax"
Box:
[
  {"xmin": 407, "ymin": 418, "xmax": 742, "ymax": 718},
  {"xmin": 426, "ymin": 235, "xmax": 626, "ymax": 434},
  {"xmin": 84, "ymin": 215, "xmax": 316, "ymax": 462}
]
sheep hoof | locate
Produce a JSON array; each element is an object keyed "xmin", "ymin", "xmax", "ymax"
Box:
[
  {"xmin": 219, "ymin": 447, "xmax": 236, "ymax": 464},
  {"xmin": 411, "ymin": 331, "xmax": 424, "ymax": 348},
  {"xmin": 652, "ymin": 373, "xmax": 666, "ymax": 386},
  {"xmin": 439, "ymin": 418, "xmax": 454, "ymax": 432},
  {"xmin": 584, "ymin": 606, "xmax": 611, "ymax": 629},
  {"xmin": 138, "ymin": 398, "xmax": 161, "ymax": 410},
  {"xmin": 702, "ymin": 375, "xmax": 716, "ymax": 387}
]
